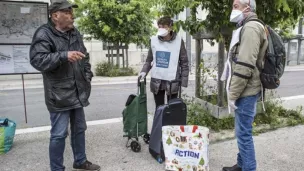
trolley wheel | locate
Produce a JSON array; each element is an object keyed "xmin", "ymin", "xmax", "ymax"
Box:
[
  {"xmin": 143, "ymin": 133, "xmax": 150, "ymax": 144},
  {"xmin": 130, "ymin": 141, "xmax": 141, "ymax": 152}
]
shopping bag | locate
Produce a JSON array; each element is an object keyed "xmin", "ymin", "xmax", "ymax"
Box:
[
  {"xmin": 0, "ymin": 118, "xmax": 17, "ymax": 154},
  {"xmin": 162, "ymin": 125, "xmax": 209, "ymax": 171}
]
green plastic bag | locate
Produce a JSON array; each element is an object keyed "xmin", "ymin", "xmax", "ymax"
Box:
[{"xmin": 0, "ymin": 118, "xmax": 16, "ymax": 154}]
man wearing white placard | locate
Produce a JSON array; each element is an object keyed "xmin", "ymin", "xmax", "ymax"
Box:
[{"xmin": 139, "ymin": 16, "xmax": 189, "ymax": 109}]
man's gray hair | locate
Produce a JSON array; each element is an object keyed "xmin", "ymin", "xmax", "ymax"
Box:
[{"xmin": 240, "ymin": 0, "xmax": 256, "ymax": 12}]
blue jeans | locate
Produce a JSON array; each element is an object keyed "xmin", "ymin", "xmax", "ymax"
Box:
[
  {"xmin": 49, "ymin": 108, "xmax": 87, "ymax": 171},
  {"xmin": 235, "ymin": 93, "xmax": 260, "ymax": 171}
]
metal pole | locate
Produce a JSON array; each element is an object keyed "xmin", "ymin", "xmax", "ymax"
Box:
[
  {"xmin": 21, "ymin": 74, "xmax": 28, "ymax": 123},
  {"xmin": 186, "ymin": 7, "xmax": 192, "ymax": 72},
  {"xmin": 218, "ymin": 39, "xmax": 225, "ymax": 107},
  {"xmin": 297, "ymin": 17, "xmax": 303, "ymax": 65},
  {"xmin": 195, "ymin": 39, "xmax": 201, "ymax": 98}
]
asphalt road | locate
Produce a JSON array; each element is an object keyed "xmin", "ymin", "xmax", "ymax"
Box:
[{"xmin": 0, "ymin": 71, "xmax": 304, "ymax": 128}]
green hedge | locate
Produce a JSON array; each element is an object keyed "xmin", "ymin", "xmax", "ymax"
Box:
[{"xmin": 95, "ymin": 61, "xmax": 137, "ymax": 77}]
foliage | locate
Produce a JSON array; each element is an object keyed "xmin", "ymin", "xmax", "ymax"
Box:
[
  {"xmin": 95, "ymin": 61, "xmax": 136, "ymax": 77},
  {"xmin": 197, "ymin": 54, "xmax": 219, "ymax": 105},
  {"xmin": 185, "ymin": 94, "xmax": 304, "ymax": 133},
  {"xmin": 74, "ymin": 0, "xmax": 156, "ymax": 47},
  {"xmin": 150, "ymin": 0, "xmax": 304, "ymax": 40}
]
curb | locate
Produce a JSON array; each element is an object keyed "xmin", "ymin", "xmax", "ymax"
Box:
[{"xmin": 0, "ymin": 75, "xmax": 204, "ymax": 90}]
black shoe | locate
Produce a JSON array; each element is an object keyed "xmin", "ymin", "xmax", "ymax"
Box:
[
  {"xmin": 73, "ymin": 160, "xmax": 101, "ymax": 171},
  {"xmin": 222, "ymin": 164, "xmax": 242, "ymax": 171}
]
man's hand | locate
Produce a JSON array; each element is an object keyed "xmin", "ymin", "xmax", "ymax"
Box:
[{"xmin": 68, "ymin": 51, "xmax": 85, "ymax": 63}]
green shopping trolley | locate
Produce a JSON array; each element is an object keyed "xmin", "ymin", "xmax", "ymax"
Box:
[{"xmin": 122, "ymin": 77, "xmax": 150, "ymax": 152}]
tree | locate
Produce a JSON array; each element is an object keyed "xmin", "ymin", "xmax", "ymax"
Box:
[
  {"xmin": 149, "ymin": 0, "xmax": 304, "ymax": 106},
  {"xmin": 151, "ymin": 0, "xmax": 304, "ymax": 40},
  {"xmin": 73, "ymin": 0, "xmax": 156, "ymax": 67},
  {"xmin": 166, "ymin": 137, "xmax": 172, "ymax": 145},
  {"xmin": 199, "ymin": 157, "xmax": 205, "ymax": 166}
]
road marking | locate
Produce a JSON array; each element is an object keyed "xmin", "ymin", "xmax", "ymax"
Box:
[
  {"xmin": 280, "ymin": 95, "xmax": 304, "ymax": 101},
  {"xmin": 15, "ymin": 117, "xmax": 123, "ymax": 135},
  {"xmin": 14, "ymin": 94, "xmax": 304, "ymax": 135},
  {"xmin": 16, "ymin": 126, "xmax": 52, "ymax": 135}
]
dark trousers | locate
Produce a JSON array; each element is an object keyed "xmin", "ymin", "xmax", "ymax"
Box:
[{"xmin": 154, "ymin": 90, "xmax": 178, "ymax": 109}]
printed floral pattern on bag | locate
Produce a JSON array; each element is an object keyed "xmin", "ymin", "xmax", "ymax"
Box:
[{"xmin": 162, "ymin": 125, "xmax": 210, "ymax": 171}]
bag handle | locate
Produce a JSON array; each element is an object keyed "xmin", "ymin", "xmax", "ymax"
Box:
[
  {"xmin": 0, "ymin": 118, "xmax": 9, "ymax": 127},
  {"xmin": 180, "ymin": 125, "xmax": 198, "ymax": 133},
  {"xmin": 137, "ymin": 77, "xmax": 146, "ymax": 95}
]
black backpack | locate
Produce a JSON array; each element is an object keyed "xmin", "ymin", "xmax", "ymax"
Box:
[{"xmin": 241, "ymin": 19, "xmax": 286, "ymax": 89}]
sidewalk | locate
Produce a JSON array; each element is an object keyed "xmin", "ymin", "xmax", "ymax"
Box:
[
  {"xmin": 1, "ymin": 64, "xmax": 304, "ymax": 90},
  {"xmin": 1, "ymin": 117, "xmax": 304, "ymax": 171},
  {"xmin": 0, "ymin": 74, "xmax": 201, "ymax": 90}
]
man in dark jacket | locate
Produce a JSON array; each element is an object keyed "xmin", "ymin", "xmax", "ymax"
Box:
[
  {"xmin": 29, "ymin": 0, "xmax": 100, "ymax": 170},
  {"xmin": 139, "ymin": 16, "xmax": 189, "ymax": 109}
]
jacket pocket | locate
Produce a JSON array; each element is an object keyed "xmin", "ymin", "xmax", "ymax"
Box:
[{"xmin": 49, "ymin": 77, "xmax": 78, "ymax": 108}]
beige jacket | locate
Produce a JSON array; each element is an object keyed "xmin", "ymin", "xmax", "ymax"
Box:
[{"xmin": 229, "ymin": 13, "xmax": 268, "ymax": 100}]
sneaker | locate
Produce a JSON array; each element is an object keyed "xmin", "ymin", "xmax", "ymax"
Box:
[
  {"xmin": 222, "ymin": 164, "xmax": 242, "ymax": 171},
  {"xmin": 73, "ymin": 160, "xmax": 101, "ymax": 171}
]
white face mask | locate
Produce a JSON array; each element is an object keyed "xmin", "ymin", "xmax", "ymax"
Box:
[
  {"xmin": 229, "ymin": 9, "xmax": 244, "ymax": 23},
  {"xmin": 157, "ymin": 28, "xmax": 169, "ymax": 37}
]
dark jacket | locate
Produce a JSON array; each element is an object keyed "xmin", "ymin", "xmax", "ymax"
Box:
[
  {"xmin": 141, "ymin": 32, "xmax": 189, "ymax": 95},
  {"xmin": 30, "ymin": 20, "xmax": 93, "ymax": 112}
]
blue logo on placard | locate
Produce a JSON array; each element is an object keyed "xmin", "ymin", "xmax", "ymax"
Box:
[{"xmin": 156, "ymin": 51, "xmax": 171, "ymax": 68}]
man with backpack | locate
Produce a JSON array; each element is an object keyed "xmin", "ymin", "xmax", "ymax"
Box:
[{"xmin": 221, "ymin": 0, "xmax": 268, "ymax": 170}]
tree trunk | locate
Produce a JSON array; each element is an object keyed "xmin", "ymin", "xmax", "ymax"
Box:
[
  {"xmin": 217, "ymin": 39, "xmax": 225, "ymax": 107},
  {"xmin": 195, "ymin": 39, "xmax": 202, "ymax": 98},
  {"xmin": 116, "ymin": 43, "xmax": 120, "ymax": 67},
  {"xmin": 126, "ymin": 45, "xmax": 129, "ymax": 68}
]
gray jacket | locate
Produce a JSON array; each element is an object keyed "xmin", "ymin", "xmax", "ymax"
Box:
[{"xmin": 141, "ymin": 32, "xmax": 189, "ymax": 95}]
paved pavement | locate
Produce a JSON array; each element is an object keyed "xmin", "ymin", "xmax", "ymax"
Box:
[
  {"xmin": 1, "ymin": 118, "xmax": 304, "ymax": 171},
  {"xmin": 1, "ymin": 65, "xmax": 304, "ymax": 170}
]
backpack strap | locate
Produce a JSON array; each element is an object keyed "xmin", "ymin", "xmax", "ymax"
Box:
[{"xmin": 238, "ymin": 18, "xmax": 268, "ymax": 43}]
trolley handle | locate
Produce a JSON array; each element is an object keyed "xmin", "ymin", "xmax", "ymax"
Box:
[
  {"xmin": 169, "ymin": 79, "xmax": 182, "ymax": 99},
  {"xmin": 137, "ymin": 76, "xmax": 146, "ymax": 87}
]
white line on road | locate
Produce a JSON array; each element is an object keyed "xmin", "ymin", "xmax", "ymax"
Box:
[
  {"xmin": 16, "ymin": 117, "xmax": 123, "ymax": 135},
  {"xmin": 14, "ymin": 94, "xmax": 304, "ymax": 135},
  {"xmin": 280, "ymin": 95, "xmax": 304, "ymax": 101}
]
